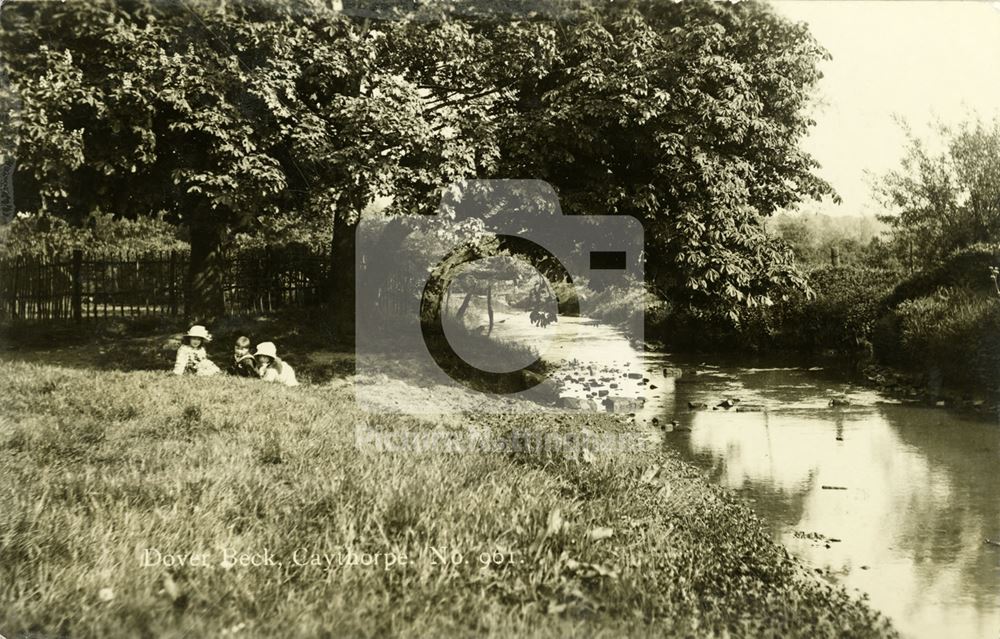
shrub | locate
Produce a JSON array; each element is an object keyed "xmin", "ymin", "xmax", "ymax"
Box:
[
  {"xmin": 721, "ymin": 266, "xmax": 899, "ymax": 354},
  {"xmin": 884, "ymin": 242, "xmax": 1000, "ymax": 306},
  {"xmin": 789, "ymin": 266, "xmax": 900, "ymax": 352},
  {"xmin": 652, "ymin": 266, "xmax": 900, "ymax": 354},
  {"xmin": 874, "ymin": 287, "xmax": 1000, "ymax": 390}
]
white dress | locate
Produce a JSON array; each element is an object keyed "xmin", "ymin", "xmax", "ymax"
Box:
[
  {"xmin": 173, "ymin": 344, "xmax": 220, "ymax": 376},
  {"xmin": 261, "ymin": 359, "xmax": 299, "ymax": 386}
]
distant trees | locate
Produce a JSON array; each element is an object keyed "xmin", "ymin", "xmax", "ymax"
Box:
[
  {"xmin": 877, "ymin": 116, "xmax": 1000, "ymax": 271},
  {"xmin": 767, "ymin": 213, "xmax": 888, "ymax": 268}
]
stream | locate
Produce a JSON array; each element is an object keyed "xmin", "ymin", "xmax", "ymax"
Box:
[{"xmin": 484, "ymin": 312, "xmax": 1000, "ymax": 639}]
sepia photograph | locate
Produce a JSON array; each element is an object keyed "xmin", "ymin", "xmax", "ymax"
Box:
[{"xmin": 0, "ymin": 0, "xmax": 998, "ymax": 637}]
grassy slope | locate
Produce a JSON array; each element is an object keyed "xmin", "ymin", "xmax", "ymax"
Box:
[{"xmin": 0, "ymin": 361, "xmax": 896, "ymax": 638}]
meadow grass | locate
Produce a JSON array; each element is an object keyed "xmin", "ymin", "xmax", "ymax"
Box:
[{"xmin": 0, "ymin": 361, "xmax": 897, "ymax": 638}]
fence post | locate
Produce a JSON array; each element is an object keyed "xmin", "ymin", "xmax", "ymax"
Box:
[
  {"xmin": 169, "ymin": 251, "xmax": 177, "ymax": 316},
  {"xmin": 71, "ymin": 249, "xmax": 83, "ymax": 323}
]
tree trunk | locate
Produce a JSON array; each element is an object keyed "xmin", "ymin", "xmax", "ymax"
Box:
[
  {"xmin": 329, "ymin": 211, "xmax": 357, "ymax": 343},
  {"xmin": 186, "ymin": 223, "xmax": 226, "ymax": 323},
  {"xmin": 455, "ymin": 291, "xmax": 473, "ymax": 320}
]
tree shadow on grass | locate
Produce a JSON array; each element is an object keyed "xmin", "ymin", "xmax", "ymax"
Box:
[{"xmin": 0, "ymin": 307, "xmax": 357, "ymax": 384}]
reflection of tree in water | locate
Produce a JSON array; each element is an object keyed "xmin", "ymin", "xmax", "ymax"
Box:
[
  {"xmin": 665, "ymin": 386, "xmax": 814, "ymax": 536},
  {"xmin": 874, "ymin": 404, "xmax": 1000, "ymax": 608},
  {"xmin": 661, "ymin": 361, "xmax": 999, "ymax": 616}
]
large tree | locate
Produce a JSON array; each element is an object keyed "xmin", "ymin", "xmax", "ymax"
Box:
[
  {"xmin": 1, "ymin": 0, "xmax": 831, "ymax": 325},
  {"xmin": 0, "ymin": 0, "xmax": 495, "ymax": 324},
  {"xmin": 0, "ymin": 0, "xmax": 303, "ymax": 319},
  {"xmin": 338, "ymin": 0, "xmax": 833, "ymax": 323},
  {"xmin": 489, "ymin": 1, "xmax": 831, "ymax": 319}
]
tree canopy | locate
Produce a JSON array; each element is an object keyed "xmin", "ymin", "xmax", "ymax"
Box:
[{"xmin": 0, "ymin": 0, "xmax": 832, "ymax": 321}]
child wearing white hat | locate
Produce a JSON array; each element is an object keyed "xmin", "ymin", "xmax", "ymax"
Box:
[
  {"xmin": 254, "ymin": 341, "xmax": 299, "ymax": 387},
  {"xmin": 173, "ymin": 325, "xmax": 221, "ymax": 376}
]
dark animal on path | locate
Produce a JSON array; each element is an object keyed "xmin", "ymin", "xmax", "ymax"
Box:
[
  {"xmin": 530, "ymin": 310, "xmax": 557, "ymax": 328},
  {"xmin": 829, "ymin": 398, "xmax": 851, "ymax": 407},
  {"xmin": 717, "ymin": 399, "xmax": 740, "ymax": 409}
]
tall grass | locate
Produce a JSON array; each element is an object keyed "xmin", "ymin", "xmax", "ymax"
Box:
[{"xmin": 0, "ymin": 362, "xmax": 896, "ymax": 638}]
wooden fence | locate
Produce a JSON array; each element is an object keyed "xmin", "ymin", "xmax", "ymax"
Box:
[
  {"xmin": 0, "ymin": 247, "xmax": 329, "ymax": 322},
  {"xmin": 224, "ymin": 246, "xmax": 329, "ymax": 315}
]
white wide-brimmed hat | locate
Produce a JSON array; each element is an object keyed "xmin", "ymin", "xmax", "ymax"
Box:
[
  {"xmin": 184, "ymin": 325, "xmax": 212, "ymax": 341},
  {"xmin": 255, "ymin": 342, "xmax": 278, "ymax": 359}
]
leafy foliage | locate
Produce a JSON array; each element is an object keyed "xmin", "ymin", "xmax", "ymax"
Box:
[
  {"xmin": 492, "ymin": 1, "xmax": 832, "ymax": 318},
  {"xmin": 874, "ymin": 287, "xmax": 1000, "ymax": 391},
  {"xmin": 0, "ymin": 211, "xmax": 184, "ymax": 257},
  {"xmin": 876, "ymin": 116, "xmax": 1000, "ymax": 268},
  {"xmin": 658, "ymin": 265, "xmax": 899, "ymax": 355},
  {"xmin": 1, "ymin": 0, "xmax": 833, "ymax": 319},
  {"xmin": 773, "ymin": 266, "xmax": 898, "ymax": 353},
  {"xmin": 884, "ymin": 242, "xmax": 1000, "ymax": 307},
  {"xmin": 867, "ymin": 245, "xmax": 1000, "ymax": 391}
]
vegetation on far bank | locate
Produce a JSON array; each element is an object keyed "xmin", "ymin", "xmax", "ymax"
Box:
[
  {"xmin": 632, "ymin": 116, "xmax": 1000, "ymax": 400},
  {"xmin": 0, "ymin": 360, "xmax": 897, "ymax": 638},
  {"xmin": 640, "ymin": 243, "xmax": 1000, "ymax": 402}
]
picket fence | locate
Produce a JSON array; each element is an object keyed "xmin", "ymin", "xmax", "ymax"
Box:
[{"xmin": 0, "ymin": 247, "xmax": 329, "ymax": 321}]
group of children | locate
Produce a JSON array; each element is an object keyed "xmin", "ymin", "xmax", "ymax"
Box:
[{"xmin": 172, "ymin": 325, "xmax": 299, "ymax": 386}]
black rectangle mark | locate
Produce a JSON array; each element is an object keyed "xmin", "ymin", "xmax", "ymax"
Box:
[{"xmin": 590, "ymin": 251, "xmax": 627, "ymax": 270}]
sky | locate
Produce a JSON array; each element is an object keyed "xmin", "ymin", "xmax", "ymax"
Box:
[{"xmin": 769, "ymin": 0, "xmax": 1000, "ymax": 217}]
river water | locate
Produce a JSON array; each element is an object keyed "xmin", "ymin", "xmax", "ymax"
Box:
[{"xmin": 485, "ymin": 313, "xmax": 1000, "ymax": 639}]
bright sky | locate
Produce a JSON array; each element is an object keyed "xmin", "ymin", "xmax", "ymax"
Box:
[{"xmin": 769, "ymin": 0, "xmax": 1000, "ymax": 216}]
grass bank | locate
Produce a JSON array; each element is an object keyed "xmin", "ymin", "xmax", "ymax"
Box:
[{"xmin": 0, "ymin": 360, "xmax": 896, "ymax": 638}]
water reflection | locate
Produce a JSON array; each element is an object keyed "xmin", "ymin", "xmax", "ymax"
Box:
[
  {"xmin": 660, "ymin": 361, "xmax": 1000, "ymax": 639},
  {"xmin": 482, "ymin": 311, "xmax": 1000, "ymax": 638}
]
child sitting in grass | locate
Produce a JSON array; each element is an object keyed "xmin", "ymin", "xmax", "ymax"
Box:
[
  {"xmin": 254, "ymin": 341, "xmax": 299, "ymax": 387},
  {"xmin": 173, "ymin": 325, "xmax": 221, "ymax": 376},
  {"xmin": 228, "ymin": 335, "xmax": 259, "ymax": 378}
]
